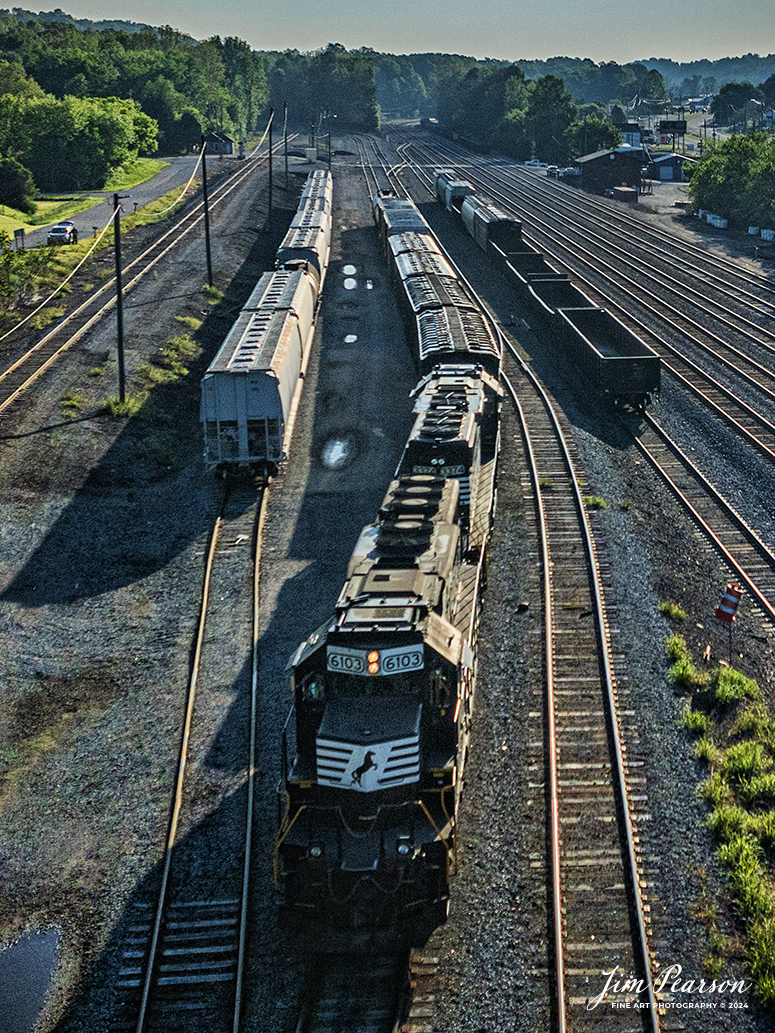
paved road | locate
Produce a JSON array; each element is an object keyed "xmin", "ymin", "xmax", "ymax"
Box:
[{"xmin": 22, "ymin": 153, "xmax": 221, "ymax": 248}]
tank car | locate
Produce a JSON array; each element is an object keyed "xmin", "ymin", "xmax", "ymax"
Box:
[{"xmin": 276, "ymin": 365, "xmax": 501, "ymax": 945}]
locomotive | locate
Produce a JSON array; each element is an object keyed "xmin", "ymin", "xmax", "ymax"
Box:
[
  {"xmin": 275, "ymin": 195, "xmax": 502, "ymax": 946},
  {"xmin": 200, "ymin": 170, "xmax": 332, "ymax": 472}
]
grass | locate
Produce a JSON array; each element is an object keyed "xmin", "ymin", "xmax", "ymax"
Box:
[
  {"xmin": 583, "ymin": 495, "xmax": 607, "ymax": 509},
  {"xmin": 104, "ymin": 158, "xmax": 168, "ymax": 191},
  {"xmin": 659, "ymin": 600, "xmax": 687, "ymax": 621},
  {"xmin": 669, "ymin": 634, "xmax": 775, "ymax": 1006},
  {"xmin": 665, "ymin": 634, "xmax": 710, "ymax": 691}
]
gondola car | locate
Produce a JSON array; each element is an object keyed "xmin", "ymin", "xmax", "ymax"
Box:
[
  {"xmin": 435, "ymin": 168, "xmax": 661, "ymax": 409},
  {"xmin": 200, "ymin": 169, "xmax": 332, "ymax": 472},
  {"xmin": 275, "ymin": 196, "xmax": 502, "ymax": 947}
]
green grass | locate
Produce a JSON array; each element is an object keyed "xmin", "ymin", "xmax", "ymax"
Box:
[
  {"xmin": 681, "ymin": 707, "xmax": 712, "ymax": 736},
  {"xmin": 659, "ymin": 600, "xmax": 687, "ymax": 621},
  {"xmin": 671, "ymin": 635, "xmax": 775, "ymax": 1007},
  {"xmin": 174, "ymin": 314, "xmax": 203, "ymax": 331},
  {"xmin": 583, "ymin": 495, "xmax": 607, "ymax": 510},
  {"xmin": 104, "ymin": 158, "xmax": 168, "ymax": 191},
  {"xmin": 102, "ymin": 392, "xmax": 147, "ymax": 417}
]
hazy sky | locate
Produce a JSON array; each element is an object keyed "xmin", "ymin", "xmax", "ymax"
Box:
[{"xmin": 60, "ymin": 0, "xmax": 773, "ymax": 64}]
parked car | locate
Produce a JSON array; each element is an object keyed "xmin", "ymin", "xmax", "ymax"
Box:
[
  {"xmin": 47, "ymin": 221, "xmax": 78, "ymax": 245},
  {"xmin": 546, "ymin": 165, "xmax": 560, "ymax": 176}
]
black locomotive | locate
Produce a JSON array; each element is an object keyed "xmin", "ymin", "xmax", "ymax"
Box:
[{"xmin": 275, "ymin": 195, "xmax": 502, "ymax": 946}]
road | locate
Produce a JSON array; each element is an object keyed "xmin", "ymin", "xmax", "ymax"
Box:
[{"xmin": 23, "ymin": 153, "xmax": 221, "ymax": 248}]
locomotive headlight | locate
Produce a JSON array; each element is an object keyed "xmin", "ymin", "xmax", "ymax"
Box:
[{"xmin": 367, "ymin": 650, "xmax": 380, "ymax": 675}]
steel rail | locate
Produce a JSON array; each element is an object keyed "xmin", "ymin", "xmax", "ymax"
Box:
[
  {"xmin": 501, "ymin": 342, "xmax": 659, "ymax": 1031},
  {"xmin": 232, "ymin": 485, "xmax": 269, "ymax": 1032},
  {"xmin": 134, "ymin": 490, "xmax": 226, "ymax": 1033}
]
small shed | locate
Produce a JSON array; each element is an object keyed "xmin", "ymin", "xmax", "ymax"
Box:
[
  {"xmin": 614, "ymin": 123, "xmax": 644, "ymax": 147},
  {"xmin": 648, "ymin": 153, "xmax": 687, "ymax": 181},
  {"xmin": 204, "ymin": 131, "xmax": 235, "ymax": 155}
]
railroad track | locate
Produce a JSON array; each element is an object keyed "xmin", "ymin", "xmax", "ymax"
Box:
[
  {"xmin": 373, "ymin": 140, "xmax": 660, "ymax": 1024},
  {"xmin": 620, "ymin": 411, "xmax": 775, "ymax": 627},
  {"xmin": 398, "ymin": 135, "xmax": 775, "ymax": 454},
  {"xmin": 293, "ymin": 952, "xmax": 409, "ymax": 1033},
  {"xmin": 0, "ymin": 138, "xmax": 291, "ymax": 420},
  {"xmin": 112, "ymin": 481, "xmax": 267, "ymax": 1033},
  {"xmin": 500, "ymin": 339, "xmax": 659, "ymax": 1031}
]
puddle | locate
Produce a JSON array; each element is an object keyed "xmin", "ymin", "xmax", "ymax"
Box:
[
  {"xmin": 343, "ymin": 278, "xmax": 357, "ymax": 290},
  {"xmin": 342, "ymin": 264, "xmax": 357, "ymax": 275},
  {"xmin": 344, "ymin": 334, "xmax": 358, "ymax": 343},
  {"xmin": 0, "ymin": 928, "xmax": 60, "ymax": 1033}
]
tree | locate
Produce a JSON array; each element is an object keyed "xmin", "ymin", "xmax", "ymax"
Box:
[
  {"xmin": 689, "ymin": 133, "xmax": 775, "ymax": 229},
  {"xmin": 0, "ymin": 156, "xmax": 36, "ymax": 213}
]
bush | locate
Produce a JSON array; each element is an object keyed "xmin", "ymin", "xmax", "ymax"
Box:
[{"xmin": 583, "ymin": 495, "xmax": 607, "ymax": 510}]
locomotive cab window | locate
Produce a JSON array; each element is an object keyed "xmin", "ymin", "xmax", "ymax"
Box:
[{"xmin": 300, "ymin": 672, "xmax": 325, "ymax": 702}]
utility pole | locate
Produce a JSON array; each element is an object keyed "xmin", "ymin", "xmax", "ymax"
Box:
[
  {"xmin": 200, "ymin": 135, "xmax": 213, "ymax": 287},
  {"xmin": 113, "ymin": 193, "xmax": 129, "ymax": 402},
  {"xmin": 268, "ymin": 108, "xmax": 274, "ymax": 215},
  {"xmin": 283, "ymin": 102, "xmax": 289, "ymax": 191}
]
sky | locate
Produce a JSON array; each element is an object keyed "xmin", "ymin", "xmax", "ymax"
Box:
[{"xmin": 56, "ymin": 0, "xmax": 774, "ymax": 65}]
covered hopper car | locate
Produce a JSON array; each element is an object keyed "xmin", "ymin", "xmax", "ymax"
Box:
[{"xmin": 200, "ymin": 169, "xmax": 332, "ymax": 472}]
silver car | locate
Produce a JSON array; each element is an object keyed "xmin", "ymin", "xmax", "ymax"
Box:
[{"xmin": 47, "ymin": 221, "xmax": 78, "ymax": 245}]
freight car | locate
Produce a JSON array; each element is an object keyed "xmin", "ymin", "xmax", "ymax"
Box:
[
  {"xmin": 200, "ymin": 170, "xmax": 332, "ymax": 471},
  {"xmin": 374, "ymin": 194, "xmax": 501, "ymax": 378},
  {"xmin": 275, "ymin": 197, "xmax": 502, "ymax": 947},
  {"xmin": 435, "ymin": 169, "xmax": 661, "ymax": 409}
]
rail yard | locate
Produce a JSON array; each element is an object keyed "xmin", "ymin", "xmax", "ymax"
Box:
[{"xmin": 1, "ymin": 124, "xmax": 774, "ymax": 1033}]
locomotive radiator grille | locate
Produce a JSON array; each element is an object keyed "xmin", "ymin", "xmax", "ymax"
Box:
[{"xmin": 316, "ymin": 734, "xmax": 421, "ymax": 792}]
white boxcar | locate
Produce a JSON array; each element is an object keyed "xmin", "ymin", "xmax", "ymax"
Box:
[{"xmin": 200, "ymin": 269, "xmax": 318, "ymax": 470}]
